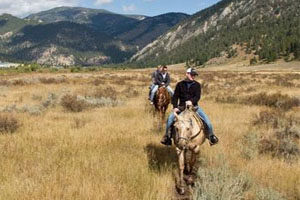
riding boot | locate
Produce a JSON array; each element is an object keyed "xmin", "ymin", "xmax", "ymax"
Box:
[{"xmin": 161, "ymin": 134, "xmax": 172, "ymax": 146}]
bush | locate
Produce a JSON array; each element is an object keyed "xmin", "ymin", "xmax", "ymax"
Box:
[
  {"xmin": 61, "ymin": 94, "xmax": 87, "ymax": 112},
  {"xmin": 0, "ymin": 113, "xmax": 20, "ymax": 133},
  {"xmin": 259, "ymin": 137, "xmax": 300, "ymax": 160},
  {"xmin": 256, "ymin": 187, "xmax": 286, "ymax": 200},
  {"xmin": 240, "ymin": 132, "xmax": 259, "ymax": 160},
  {"xmin": 252, "ymin": 110, "xmax": 282, "ymax": 128},
  {"xmin": 243, "ymin": 92, "xmax": 299, "ymax": 110},
  {"xmin": 94, "ymin": 86, "xmax": 117, "ymax": 100},
  {"xmin": 39, "ymin": 77, "xmax": 67, "ymax": 84},
  {"xmin": 193, "ymin": 165, "xmax": 252, "ymax": 200}
]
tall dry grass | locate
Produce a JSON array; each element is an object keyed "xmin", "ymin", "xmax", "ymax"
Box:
[{"xmin": 0, "ymin": 67, "xmax": 299, "ymax": 200}]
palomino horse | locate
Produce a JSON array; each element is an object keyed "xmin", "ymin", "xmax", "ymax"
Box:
[
  {"xmin": 172, "ymin": 106, "xmax": 206, "ymax": 195},
  {"xmin": 153, "ymin": 86, "xmax": 170, "ymax": 130}
]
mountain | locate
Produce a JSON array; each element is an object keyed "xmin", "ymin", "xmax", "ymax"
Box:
[
  {"xmin": 0, "ymin": 14, "xmax": 36, "ymax": 35},
  {"xmin": 26, "ymin": 7, "xmax": 189, "ymax": 48},
  {"xmin": 26, "ymin": 7, "xmax": 145, "ymax": 24},
  {"xmin": 0, "ymin": 21, "xmax": 135, "ymax": 65},
  {"xmin": 131, "ymin": 0, "xmax": 300, "ymax": 66},
  {"xmin": 0, "ymin": 7, "xmax": 189, "ymax": 66},
  {"xmin": 117, "ymin": 13, "xmax": 189, "ymax": 49}
]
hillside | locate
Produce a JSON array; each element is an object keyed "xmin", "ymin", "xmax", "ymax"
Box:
[
  {"xmin": 0, "ymin": 14, "xmax": 36, "ymax": 35},
  {"xmin": 0, "ymin": 8, "xmax": 189, "ymax": 66},
  {"xmin": 26, "ymin": 7, "xmax": 189, "ymax": 49},
  {"xmin": 131, "ymin": 0, "xmax": 300, "ymax": 66},
  {"xmin": 1, "ymin": 21, "xmax": 135, "ymax": 65}
]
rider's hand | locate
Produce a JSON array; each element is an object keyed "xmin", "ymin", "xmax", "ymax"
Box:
[
  {"xmin": 173, "ymin": 108, "xmax": 180, "ymax": 113},
  {"xmin": 185, "ymin": 101, "xmax": 193, "ymax": 106}
]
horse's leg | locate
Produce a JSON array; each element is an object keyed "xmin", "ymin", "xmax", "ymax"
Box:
[
  {"xmin": 185, "ymin": 146, "xmax": 200, "ymax": 186},
  {"xmin": 190, "ymin": 146, "xmax": 200, "ymax": 173},
  {"xmin": 158, "ymin": 109, "xmax": 163, "ymax": 131},
  {"xmin": 176, "ymin": 148, "xmax": 185, "ymax": 195}
]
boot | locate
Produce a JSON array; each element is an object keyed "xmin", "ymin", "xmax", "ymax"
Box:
[
  {"xmin": 160, "ymin": 135, "xmax": 172, "ymax": 146},
  {"xmin": 209, "ymin": 135, "xmax": 219, "ymax": 146}
]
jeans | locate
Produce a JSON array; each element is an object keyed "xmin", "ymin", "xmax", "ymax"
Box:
[
  {"xmin": 150, "ymin": 85, "xmax": 174, "ymax": 102},
  {"xmin": 165, "ymin": 106, "xmax": 214, "ymax": 137}
]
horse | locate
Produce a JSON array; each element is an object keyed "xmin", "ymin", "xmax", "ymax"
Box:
[
  {"xmin": 153, "ymin": 86, "xmax": 170, "ymax": 130},
  {"xmin": 172, "ymin": 106, "xmax": 206, "ymax": 195}
]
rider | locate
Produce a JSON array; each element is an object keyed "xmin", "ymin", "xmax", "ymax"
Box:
[
  {"xmin": 149, "ymin": 65, "xmax": 162, "ymax": 100},
  {"xmin": 150, "ymin": 65, "xmax": 174, "ymax": 104},
  {"xmin": 160, "ymin": 68, "xmax": 219, "ymax": 146}
]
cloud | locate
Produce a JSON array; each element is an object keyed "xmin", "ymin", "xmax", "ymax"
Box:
[
  {"xmin": 94, "ymin": 0, "xmax": 113, "ymax": 6},
  {"xmin": 122, "ymin": 4, "xmax": 136, "ymax": 13},
  {"xmin": 0, "ymin": 0, "xmax": 79, "ymax": 17}
]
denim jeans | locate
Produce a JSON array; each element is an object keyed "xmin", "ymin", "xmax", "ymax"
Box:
[
  {"xmin": 165, "ymin": 106, "xmax": 214, "ymax": 137},
  {"xmin": 150, "ymin": 85, "xmax": 174, "ymax": 102}
]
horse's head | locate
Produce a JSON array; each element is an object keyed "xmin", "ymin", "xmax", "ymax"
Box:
[{"xmin": 174, "ymin": 111, "xmax": 196, "ymax": 149}]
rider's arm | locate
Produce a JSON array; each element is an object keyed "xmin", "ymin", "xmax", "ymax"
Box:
[
  {"xmin": 172, "ymin": 83, "xmax": 180, "ymax": 108},
  {"xmin": 165, "ymin": 73, "xmax": 170, "ymax": 86},
  {"xmin": 156, "ymin": 73, "xmax": 163, "ymax": 85},
  {"xmin": 191, "ymin": 82, "xmax": 201, "ymax": 105}
]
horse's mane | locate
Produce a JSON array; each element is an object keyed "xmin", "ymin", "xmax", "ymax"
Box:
[{"xmin": 176, "ymin": 109, "xmax": 203, "ymax": 133}]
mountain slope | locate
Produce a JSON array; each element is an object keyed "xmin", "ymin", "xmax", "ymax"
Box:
[
  {"xmin": 1, "ymin": 21, "xmax": 135, "ymax": 65},
  {"xmin": 116, "ymin": 12, "xmax": 189, "ymax": 49},
  {"xmin": 0, "ymin": 14, "xmax": 36, "ymax": 35},
  {"xmin": 26, "ymin": 7, "xmax": 189, "ymax": 49},
  {"xmin": 131, "ymin": 0, "xmax": 300, "ymax": 66}
]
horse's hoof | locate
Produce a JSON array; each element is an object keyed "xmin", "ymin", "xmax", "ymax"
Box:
[
  {"xmin": 185, "ymin": 175, "xmax": 194, "ymax": 185},
  {"xmin": 176, "ymin": 186, "xmax": 185, "ymax": 195}
]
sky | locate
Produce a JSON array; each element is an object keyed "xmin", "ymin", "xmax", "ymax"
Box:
[{"xmin": 0, "ymin": 0, "xmax": 222, "ymax": 18}]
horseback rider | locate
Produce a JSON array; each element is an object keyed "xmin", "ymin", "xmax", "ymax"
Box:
[
  {"xmin": 150, "ymin": 65, "xmax": 174, "ymax": 104},
  {"xmin": 148, "ymin": 65, "xmax": 162, "ymax": 100},
  {"xmin": 160, "ymin": 68, "xmax": 219, "ymax": 146}
]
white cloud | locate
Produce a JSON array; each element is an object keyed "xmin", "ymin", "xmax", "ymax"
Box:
[
  {"xmin": 0, "ymin": 0, "xmax": 79, "ymax": 17},
  {"xmin": 94, "ymin": 0, "xmax": 113, "ymax": 6},
  {"xmin": 122, "ymin": 4, "xmax": 136, "ymax": 13}
]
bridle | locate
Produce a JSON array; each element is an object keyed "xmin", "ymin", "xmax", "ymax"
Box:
[{"xmin": 176, "ymin": 113, "xmax": 204, "ymax": 147}]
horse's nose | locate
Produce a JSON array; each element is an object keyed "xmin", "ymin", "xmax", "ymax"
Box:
[{"xmin": 178, "ymin": 139, "xmax": 187, "ymax": 149}]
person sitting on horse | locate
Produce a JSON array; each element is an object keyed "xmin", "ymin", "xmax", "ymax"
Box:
[
  {"xmin": 148, "ymin": 65, "xmax": 162, "ymax": 100},
  {"xmin": 160, "ymin": 68, "xmax": 219, "ymax": 146},
  {"xmin": 150, "ymin": 65, "xmax": 174, "ymax": 104}
]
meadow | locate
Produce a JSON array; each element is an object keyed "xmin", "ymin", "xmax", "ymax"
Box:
[{"xmin": 0, "ymin": 63, "xmax": 299, "ymax": 200}]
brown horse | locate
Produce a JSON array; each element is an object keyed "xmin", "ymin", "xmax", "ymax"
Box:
[
  {"xmin": 172, "ymin": 106, "xmax": 206, "ymax": 195},
  {"xmin": 153, "ymin": 86, "xmax": 170, "ymax": 130}
]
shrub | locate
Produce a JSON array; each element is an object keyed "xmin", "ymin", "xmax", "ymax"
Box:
[
  {"xmin": 252, "ymin": 111, "xmax": 300, "ymax": 161},
  {"xmin": 12, "ymin": 79, "xmax": 27, "ymax": 86},
  {"xmin": 243, "ymin": 92, "xmax": 299, "ymax": 110},
  {"xmin": 240, "ymin": 132, "xmax": 259, "ymax": 160},
  {"xmin": 193, "ymin": 165, "xmax": 252, "ymax": 200},
  {"xmin": 121, "ymin": 87, "xmax": 139, "ymax": 98},
  {"xmin": 215, "ymin": 96, "xmax": 238, "ymax": 104},
  {"xmin": 256, "ymin": 187, "xmax": 286, "ymax": 200},
  {"xmin": 94, "ymin": 86, "xmax": 117, "ymax": 100},
  {"xmin": 61, "ymin": 94, "xmax": 87, "ymax": 112},
  {"xmin": 0, "ymin": 113, "xmax": 20, "ymax": 133},
  {"xmin": 92, "ymin": 78, "xmax": 105, "ymax": 86},
  {"xmin": 39, "ymin": 77, "xmax": 67, "ymax": 84},
  {"xmin": 273, "ymin": 77, "xmax": 295, "ymax": 87},
  {"xmin": 252, "ymin": 110, "xmax": 282, "ymax": 128},
  {"xmin": 0, "ymin": 80, "xmax": 9, "ymax": 86}
]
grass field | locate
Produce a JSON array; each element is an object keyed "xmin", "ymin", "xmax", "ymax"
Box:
[{"xmin": 0, "ymin": 63, "xmax": 299, "ymax": 200}]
